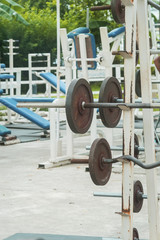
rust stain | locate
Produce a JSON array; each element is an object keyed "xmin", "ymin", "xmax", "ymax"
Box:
[
  {"xmin": 130, "ymin": 81, "xmax": 133, "ymax": 103},
  {"xmin": 122, "ymin": 129, "xmax": 125, "ymax": 156},
  {"xmin": 122, "ymin": 195, "xmax": 131, "ymax": 214},
  {"xmin": 129, "ymin": 134, "xmax": 132, "ymax": 155}
]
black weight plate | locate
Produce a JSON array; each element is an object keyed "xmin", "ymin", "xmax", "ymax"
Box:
[
  {"xmin": 154, "ymin": 55, "xmax": 160, "ymax": 73},
  {"xmin": 66, "ymin": 78, "xmax": 93, "ymax": 134},
  {"xmin": 136, "ymin": 41, "xmax": 139, "ymax": 66},
  {"xmin": 134, "ymin": 134, "xmax": 139, "ymax": 159},
  {"xmin": 135, "ymin": 69, "xmax": 141, "ymax": 97},
  {"xmin": 133, "ymin": 180, "xmax": 144, "ymax": 213},
  {"xmin": 99, "ymin": 77, "xmax": 122, "ymax": 128},
  {"xmin": 111, "ymin": 0, "xmax": 125, "ymax": 24},
  {"xmin": 133, "ymin": 227, "xmax": 139, "ymax": 240},
  {"xmin": 89, "ymin": 138, "xmax": 112, "ymax": 186}
]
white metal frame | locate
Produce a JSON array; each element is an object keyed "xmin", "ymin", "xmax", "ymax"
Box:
[{"xmin": 137, "ymin": 0, "xmax": 160, "ymax": 239}]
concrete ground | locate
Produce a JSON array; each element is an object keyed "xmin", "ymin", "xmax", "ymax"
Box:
[{"xmin": 0, "ymin": 125, "xmax": 160, "ymax": 240}]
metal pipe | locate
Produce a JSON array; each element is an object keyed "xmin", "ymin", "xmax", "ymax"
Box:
[
  {"xmin": 148, "ymin": 0, "xmax": 160, "ymax": 10},
  {"xmin": 90, "ymin": 5, "xmax": 111, "ymax": 11},
  {"xmin": 17, "ymin": 101, "xmax": 160, "ymax": 109},
  {"xmin": 93, "ymin": 192, "xmax": 160, "ymax": 200},
  {"xmin": 84, "ymin": 102, "xmax": 160, "ymax": 109},
  {"xmin": 104, "ymin": 155, "xmax": 160, "ymax": 170},
  {"xmin": 94, "ymin": 192, "xmax": 148, "ymax": 199},
  {"xmin": 90, "ymin": 1, "xmax": 160, "ymax": 12},
  {"xmin": 86, "ymin": 145, "xmax": 160, "ymax": 152},
  {"xmin": 86, "ymin": 145, "xmax": 145, "ymax": 152}
]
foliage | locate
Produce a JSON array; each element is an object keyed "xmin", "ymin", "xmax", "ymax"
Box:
[
  {"xmin": 0, "ymin": 0, "xmax": 29, "ymax": 25},
  {"xmin": 0, "ymin": 0, "xmax": 120, "ymax": 67}
]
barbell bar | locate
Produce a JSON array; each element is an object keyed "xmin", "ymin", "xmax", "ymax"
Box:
[
  {"xmin": 90, "ymin": 0, "xmax": 125, "ymax": 24},
  {"xmin": 17, "ymin": 77, "xmax": 160, "ymax": 134},
  {"xmin": 94, "ymin": 192, "xmax": 160, "ymax": 200},
  {"xmin": 94, "ymin": 180, "xmax": 147, "ymax": 213},
  {"xmin": 89, "ymin": 138, "xmax": 160, "ymax": 186},
  {"xmin": 87, "ymin": 133, "xmax": 142, "ymax": 159}
]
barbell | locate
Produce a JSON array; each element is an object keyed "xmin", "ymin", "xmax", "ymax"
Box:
[
  {"xmin": 91, "ymin": 0, "xmax": 125, "ymax": 24},
  {"xmin": 87, "ymin": 134, "xmax": 142, "ymax": 159},
  {"xmin": 89, "ymin": 138, "xmax": 160, "ymax": 186},
  {"xmin": 91, "ymin": 0, "xmax": 160, "ymax": 24},
  {"xmin": 94, "ymin": 180, "xmax": 145, "ymax": 213},
  {"xmin": 17, "ymin": 77, "xmax": 160, "ymax": 134}
]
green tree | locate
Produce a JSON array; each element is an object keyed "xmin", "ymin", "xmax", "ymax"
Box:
[
  {"xmin": 0, "ymin": 0, "xmax": 120, "ymax": 67},
  {"xmin": 0, "ymin": 0, "xmax": 28, "ymax": 25}
]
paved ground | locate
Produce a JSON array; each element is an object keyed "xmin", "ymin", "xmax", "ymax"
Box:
[{"xmin": 0, "ymin": 126, "xmax": 160, "ymax": 240}]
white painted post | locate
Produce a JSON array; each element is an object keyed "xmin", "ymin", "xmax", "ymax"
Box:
[
  {"xmin": 49, "ymin": 108, "xmax": 57, "ymax": 162},
  {"xmin": 9, "ymin": 39, "xmax": 14, "ymax": 97},
  {"xmin": 28, "ymin": 54, "xmax": 32, "ymax": 97},
  {"xmin": 78, "ymin": 34, "xmax": 89, "ymax": 80},
  {"xmin": 121, "ymin": 1, "xmax": 136, "ymax": 240},
  {"xmin": 137, "ymin": 1, "xmax": 160, "ymax": 239},
  {"xmin": 99, "ymin": 27, "xmax": 113, "ymax": 146},
  {"xmin": 60, "ymin": 28, "xmax": 73, "ymax": 159}
]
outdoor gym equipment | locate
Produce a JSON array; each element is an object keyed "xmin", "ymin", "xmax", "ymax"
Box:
[
  {"xmin": 94, "ymin": 180, "xmax": 149, "ymax": 213},
  {"xmin": 88, "ymin": 137, "xmax": 160, "ymax": 185},
  {"xmin": 17, "ymin": 77, "xmax": 160, "ymax": 133},
  {"xmin": 91, "ymin": 0, "xmax": 160, "ymax": 24}
]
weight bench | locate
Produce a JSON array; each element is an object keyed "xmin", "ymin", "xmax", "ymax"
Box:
[
  {"xmin": 3, "ymin": 233, "xmax": 117, "ymax": 240},
  {"xmin": 0, "ymin": 63, "xmax": 6, "ymax": 69},
  {"xmin": 67, "ymin": 26, "xmax": 125, "ymax": 71},
  {"xmin": 0, "ymin": 97, "xmax": 53, "ymax": 130},
  {"xmin": 36, "ymin": 72, "xmax": 66, "ymax": 94},
  {"xmin": 67, "ymin": 27, "xmax": 97, "ymax": 70},
  {"xmin": 0, "ymin": 124, "xmax": 19, "ymax": 144},
  {"xmin": 0, "ymin": 74, "xmax": 15, "ymax": 79},
  {"xmin": 0, "ymin": 124, "xmax": 11, "ymax": 136}
]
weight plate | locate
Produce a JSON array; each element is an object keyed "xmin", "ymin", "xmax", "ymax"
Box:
[
  {"xmin": 66, "ymin": 78, "xmax": 93, "ymax": 134},
  {"xmin": 154, "ymin": 56, "xmax": 160, "ymax": 73},
  {"xmin": 99, "ymin": 77, "xmax": 122, "ymax": 128},
  {"xmin": 134, "ymin": 134, "xmax": 139, "ymax": 159},
  {"xmin": 136, "ymin": 41, "xmax": 139, "ymax": 66},
  {"xmin": 135, "ymin": 69, "xmax": 141, "ymax": 97},
  {"xmin": 133, "ymin": 180, "xmax": 144, "ymax": 213},
  {"xmin": 89, "ymin": 138, "xmax": 112, "ymax": 186},
  {"xmin": 111, "ymin": 0, "xmax": 125, "ymax": 24},
  {"xmin": 133, "ymin": 228, "xmax": 139, "ymax": 240}
]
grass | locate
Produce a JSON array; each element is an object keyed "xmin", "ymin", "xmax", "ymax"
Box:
[{"xmin": 0, "ymin": 106, "xmax": 7, "ymax": 111}]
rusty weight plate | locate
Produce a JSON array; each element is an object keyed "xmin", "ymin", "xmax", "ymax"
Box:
[
  {"xmin": 99, "ymin": 76, "xmax": 122, "ymax": 128},
  {"xmin": 135, "ymin": 69, "xmax": 141, "ymax": 97},
  {"xmin": 134, "ymin": 134, "xmax": 139, "ymax": 159},
  {"xmin": 89, "ymin": 138, "xmax": 112, "ymax": 186},
  {"xmin": 133, "ymin": 180, "xmax": 144, "ymax": 213},
  {"xmin": 133, "ymin": 228, "xmax": 139, "ymax": 240},
  {"xmin": 136, "ymin": 41, "xmax": 139, "ymax": 66},
  {"xmin": 111, "ymin": 0, "xmax": 125, "ymax": 24},
  {"xmin": 154, "ymin": 55, "xmax": 160, "ymax": 73},
  {"xmin": 65, "ymin": 78, "xmax": 93, "ymax": 134}
]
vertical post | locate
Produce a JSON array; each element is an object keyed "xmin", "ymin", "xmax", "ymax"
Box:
[
  {"xmin": 137, "ymin": 1, "xmax": 160, "ymax": 239},
  {"xmin": 78, "ymin": 34, "xmax": 89, "ymax": 80},
  {"xmin": 56, "ymin": 0, "xmax": 61, "ymax": 100},
  {"xmin": 28, "ymin": 54, "xmax": 32, "ymax": 97},
  {"xmin": 16, "ymin": 71, "xmax": 21, "ymax": 96},
  {"xmin": 99, "ymin": 27, "xmax": 113, "ymax": 145},
  {"xmin": 86, "ymin": 8, "xmax": 89, "ymax": 28},
  {"xmin": 60, "ymin": 28, "xmax": 73, "ymax": 159},
  {"xmin": 121, "ymin": 1, "xmax": 136, "ymax": 240},
  {"xmin": 46, "ymin": 54, "xmax": 51, "ymax": 97},
  {"xmin": 9, "ymin": 39, "xmax": 14, "ymax": 97},
  {"xmin": 49, "ymin": 108, "xmax": 57, "ymax": 162}
]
